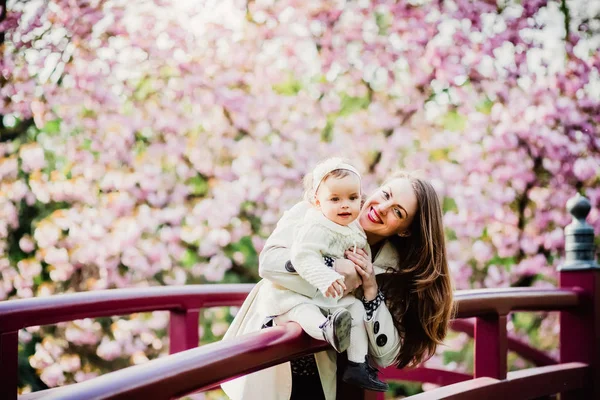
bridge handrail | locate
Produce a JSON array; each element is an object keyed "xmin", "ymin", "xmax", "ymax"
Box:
[
  {"xmin": 0, "ymin": 286, "xmax": 580, "ymax": 334},
  {"xmin": 0, "ymin": 284, "xmax": 254, "ymax": 333},
  {"xmin": 23, "ymin": 323, "xmax": 328, "ymax": 400},
  {"xmin": 453, "ymin": 287, "xmax": 581, "ymax": 317}
]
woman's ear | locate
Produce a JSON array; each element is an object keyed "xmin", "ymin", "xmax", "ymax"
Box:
[{"xmin": 398, "ymin": 230, "xmax": 411, "ymax": 237}]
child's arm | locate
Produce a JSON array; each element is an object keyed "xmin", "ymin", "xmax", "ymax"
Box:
[
  {"xmin": 291, "ymin": 224, "xmax": 346, "ymax": 298},
  {"xmin": 258, "ymin": 201, "xmax": 319, "ymax": 298}
]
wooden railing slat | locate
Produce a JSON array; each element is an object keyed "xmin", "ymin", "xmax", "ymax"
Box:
[
  {"xmin": 474, "ymin": 315, "xmax": 507, "ymax": 379},
  {"xmin": 169, "ymin": 310, "xmax": 200, "ymax": 354},
  {"xmin": 1, "ymin": 332, "xmax": 18, "ymax": 400}
]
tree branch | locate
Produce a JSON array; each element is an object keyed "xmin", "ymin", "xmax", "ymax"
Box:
[{"xmin": 0, "ymin": 117, "xmax": 35, "ymax": 142}]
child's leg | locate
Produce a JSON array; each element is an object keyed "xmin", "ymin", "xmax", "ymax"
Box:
[
  {"xmin": 346, "ymin": 300, "xmax": 369, "ymax": 363},
  {"xmin": 274, "ymin": 304, "xmax": 327, "ymax": 340}
]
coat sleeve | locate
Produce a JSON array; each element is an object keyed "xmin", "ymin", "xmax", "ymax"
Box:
[
  {"xmin": 258, "ymin": 202, "xmax": 319, "ymax": 299},
  {"xmin": 291, "ymin": 224, "xmax": 344, "ymax": 297},
  {"xmin": 364, "ymin": 301, "xmax": 402, "ymax": 368}
]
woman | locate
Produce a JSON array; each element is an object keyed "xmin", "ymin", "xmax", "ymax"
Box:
[{"xmin": 222, "ymin": 171, "xmax": 455, "ymax": 400}]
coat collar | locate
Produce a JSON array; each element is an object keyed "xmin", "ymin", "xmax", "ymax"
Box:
[
  {"xmin": 304, "ymin": 207, "xmax": 366, "ymax": 239},
  {"xmin": 373, "ymin": 240, "xmax": 400, "ymax": 274}
]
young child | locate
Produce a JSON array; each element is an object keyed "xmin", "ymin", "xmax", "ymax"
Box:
[{"xmin": 262, "ymin": 157, "xmax": 388, "ymax": 392}]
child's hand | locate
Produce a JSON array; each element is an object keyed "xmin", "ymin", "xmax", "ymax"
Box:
[
  {"xmin": 333, "ymin": 259, "xmax": 361, "ymax": 294},
  {"xmin": 324, "ymin": 279, "xmax": 346, "ymax": 298}
]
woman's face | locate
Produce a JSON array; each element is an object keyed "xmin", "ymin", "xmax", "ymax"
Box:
[{"xmin": 358, "ymin": 177, "xmax": 418, "ymax": 243}]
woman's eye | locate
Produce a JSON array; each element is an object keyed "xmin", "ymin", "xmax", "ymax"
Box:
[
  {"xmin": 394, "ymin": 208, "xmax": 403, "ymax": 218},
  {"xmin": 382, "ymin": 190, "xmax": 390, "ymax": 199}
]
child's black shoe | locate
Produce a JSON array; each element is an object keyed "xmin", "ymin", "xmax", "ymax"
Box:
[{"xmin": 342, "ymin": 359, "xmax": 389, "ymax": 392}]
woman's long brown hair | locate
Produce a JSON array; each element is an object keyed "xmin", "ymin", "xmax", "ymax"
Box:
[{"xmin": 377, "ymin": 171, "xmax": 456, "ymax": 369}]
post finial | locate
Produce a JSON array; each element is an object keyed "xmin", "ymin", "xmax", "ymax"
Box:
[
  {"xmin": 567, "ymin": 193, "xmax": 591, "ymax": 222},
  {"xmin": 559, "ymin": 193, "xmax": 599, "ymax": 271}
]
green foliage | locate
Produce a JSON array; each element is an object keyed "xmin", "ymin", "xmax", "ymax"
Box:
[
  {"xmin": 375, "ymin": 11, "xmax": 391, "ymax": 36},
  {"xmin": 181, "ymin": 248, "xmax": 201, "ymax": 269},
  {"xmin": 488, "ymin": 255, "xmax": 517, "ymax": 271},
  {"xmin": 42, "ymin": 120, "xmax": 61, "ymax": 135},
  {"xmin": 443, "ymin": 197, "xmax": 458, "ymax": 213},
  {"xmin": 443, "ymin": 337, "xmax": 475, "ymax": 374},
  {"xmin": 339, "ymin": 94, "xmax": 370, "ymax": 117},
  {"xmin": 442, "ymin": 109, "xmax": 467, "ymax": 132},
  {"xmin": 476, "ymin": 98, "xmax": 494, "ymax": 115},
  {"xmin": 388, "ymin": 381, "xmax": 423, "ymax": 397},
  {"xmin": 272, "ymin": 75, "xmax": 303, "ymax": 96},
  {"xmin": 321, "ymin": 93, "xmax": 371, "ymax": 142},
  {"xmin": 187, "ymin": 175, "xmax": 209, "ymax": 197},
  {"xmin": 321, "ymin": 118, "xmax": 334, "ymax": 142},
  {"xmin": 134, "ymin": 77, "xmax": 156, "ymax": 100},
  {"xmin": 227, "ymin": 236, "xmax": 258, "ymax": 268}
]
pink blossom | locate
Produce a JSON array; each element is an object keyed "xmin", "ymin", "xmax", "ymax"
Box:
[
  {"xmin": 97, "ymin": 338, "xmax": 122, "ymax": 361},
  {"xmin": 44, "ymin": 247, "xmax": 69, "ymax": 265},
  {"xmin": 74, "ymin": 371, "xmax": 99, "ymax": 383},
  {"xmin": 19, "ymin": 145, "xmax": 46, "ymax": 173},
  {"xmin": 49, "ymin": 262, "xmax": 75, "ymax": 281},
  {"xmin": 59, "ymin": 354, "xmax": 81, "ymax": 373},
  {"xmin": 472, "ymin": 240, "xmax": 493, "ymax": 264},
  {"xmin": 40, "ymin": 364, "xmax": 66, "ymax": 387},
  {"xmin": 19, "ymin": 236, "xmax": 35, "ymax": 253},
  {"xmin": 33, "ymin": 222, "xmax": 62, "ymax": 248},
  {"xmin": 65, "ymin": 319, "xmax": 101, "ymax": 345},
  {"xmin": 203, "ymin": 254, "xmax": 233, "ymax": 282},
  {"xmin": 573, "ymin": 158, "xmax": 598, "ymax": 181}
]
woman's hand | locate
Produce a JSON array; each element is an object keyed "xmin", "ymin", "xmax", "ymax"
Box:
[
  {"xmin": 333, "ymin": 258, "xmax": 362, "ymax": 295},
  {"xmin": 324, "ymin": 278, "xmax": 346, "ymax": 298},
  {"xmin": 345, "ymin": 248, "xmax": 378, "ymax": 300}
]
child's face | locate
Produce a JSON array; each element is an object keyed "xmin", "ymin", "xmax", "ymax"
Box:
[{"xmin": 315, "ymin": 173, "xmax": 362, "ymax": 226}]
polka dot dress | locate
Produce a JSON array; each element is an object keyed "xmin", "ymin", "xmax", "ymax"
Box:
[{"xmin": 362, "ymin": 291, "xmax": 384, "ymax": 320}]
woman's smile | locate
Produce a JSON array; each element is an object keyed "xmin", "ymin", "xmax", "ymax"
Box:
[{"xmin": 367, "ymin": 207, "xmax": 382, "ymax": 224}]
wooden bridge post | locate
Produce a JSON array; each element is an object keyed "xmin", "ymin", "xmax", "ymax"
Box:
[
  {"xmin": 169, "ymin": 309, "xmax": 200, "ymax": 354},
  {"xmin": 558, "ymin": 194, "xmax": 600, "ymax": 399},
  {"xmin": 0, "ymin": 331, "xmax": 18, "ymax": 400},
  {"xmin": 474, "ymin": 315, "xmax": 507, "ymax": 379}
]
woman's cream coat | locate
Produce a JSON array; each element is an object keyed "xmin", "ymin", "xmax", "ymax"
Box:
[{"xmin": 222, "ymin": 201, "xmax": 403, "ymax": 400}]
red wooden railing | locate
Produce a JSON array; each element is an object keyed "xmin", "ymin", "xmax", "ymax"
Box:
[
  {"xmin": 0, "ymin": 284, "xmax": 254, "ymax": 400},
  {"xmin": 0, "ymin": 286, "xmax": 590, "ymax": 400},
  {"xmin": 1, "ymin": 194, "xmax": 598, "ymax": 399}
]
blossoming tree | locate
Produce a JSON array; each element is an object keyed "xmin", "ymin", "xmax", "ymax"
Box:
[{"xmin": 0, "ymin": 0, "xmax": 598, "ymax": 393}]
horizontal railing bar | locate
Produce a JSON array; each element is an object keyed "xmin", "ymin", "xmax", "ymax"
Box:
[
  {"xmin": 24, "ymin": 323, "xmax": 327, "ymax": 400},
  {"xmin": 20, "ymin": 387, "xmax": 64, "ymax": 400},
  {"xmin": 454, "ymin": 288, "xmax": 581, "ymax": 318},
  {"xmin": 0, "ymin": 286, "xmax": 580, "ymax": 335},
  {"xmin": 407, "ymin": 362, "xmax": 589, "ymax": 399},
  {"xmin": 451, "ymin": 319, "xmax": 558, "ymax": 366},
  {"xmin": 408, "ymin": 377, "xmax": 500, "ymax": 400},
  {"xmin": 381, "ymin": 366, "xmax": 472, "ymax": 386},
  {"xmin": 0, "ymin": 284, "xmax": 254, "ymax": 333}
]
